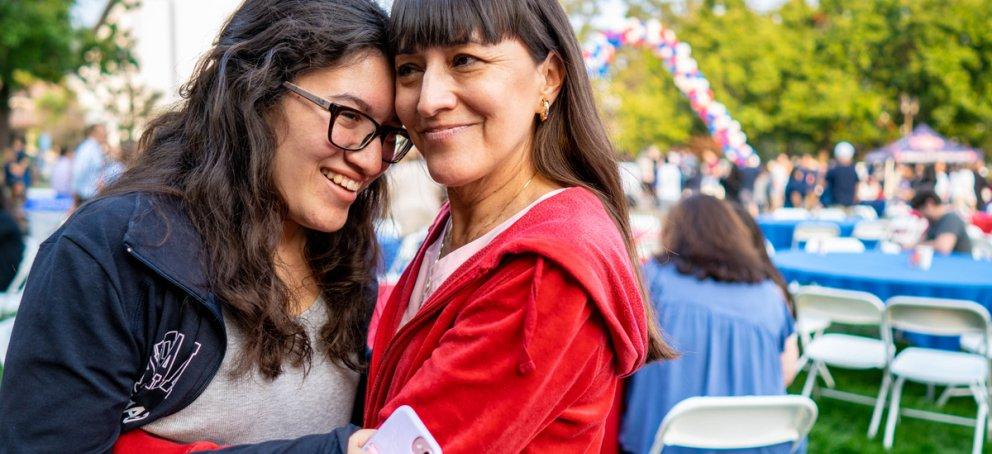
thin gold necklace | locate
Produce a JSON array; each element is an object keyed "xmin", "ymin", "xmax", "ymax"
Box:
[{"xmin": 421, "ymin": 174, "xmax": 536, "ymax": 301}]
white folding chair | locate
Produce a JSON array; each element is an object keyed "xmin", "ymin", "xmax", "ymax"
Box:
[
  {"xmin": 815, "ymin": 207, "xmax": 848, "ymax": 221},
  {"xmin": 881, "ymin": 297, "xmax": 991, "ymax": 454},
  {"xmin": 795, "ymin": 286, "xmax": 890, "ymax": 437},
  {"xmin": 649, "ymin": 395, "xmax": 818, "ymax": 454},
  {"xmin": 804, "ymin": 237, "xmax": 866, "ymax": 254},
  {"xmin": 792, "ymin": 222, "xmax": 840, "ymax": 249},
  {"xmin": 852, "ymin": 220, "xmax": 889, "ymax": 243},
  {"xmin": 852, "ymin": 205, "xmax": 879, "ymax": 221},
  {"xmin": 772, "ymin": 208, "xmax": 811, "ymax": 221}
]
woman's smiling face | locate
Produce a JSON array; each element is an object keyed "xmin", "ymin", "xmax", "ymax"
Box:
[
  {"xmin": 393, "ymin": 38, "xmax": 549, "ymax": 188},
  {"xmin": 271, "ymin": 50, "xmax": 397, "ymax": 233}
]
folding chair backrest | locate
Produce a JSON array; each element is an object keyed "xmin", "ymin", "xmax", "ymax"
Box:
[
  {"xmin": 805, "ymin": 237, "xmax": 866, "ymax": 254},
  {"xmin": 650, "ymin": 395, "xmax": 818, "ymax": 454},
  {"xmin": 772, "ymin": 208, "xmax": 811, "ymax": 220},
  {"xmin": 815, "ymin": 208, "xmax": 847, "ymax": 221},
  {"xmin": 852, "ymin": 220, "xmax": 889, "ymax": 241},
  {"xmin": 852, "ymin": 205, "xmax": 879, "ymax": 221},
  {"xmin": 884, "ymin": 297, "xmax": 991, "ymax": 341},
  {"xmin": 795, "ymin": 286, "xmax": 885, "ymax": 327},
  {"xmin": 792, "ymin": 222, "xmax": 840, "ymax": 247}
]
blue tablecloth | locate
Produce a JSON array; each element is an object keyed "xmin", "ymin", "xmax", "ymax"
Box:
[
  {"xmin": 758, "ymin": 217, "xmax": 859, "ymax": 250},
  {"xmin": 23, "ymin": 195, "xmax": 73, "ymax": 212},
  {"xmin": 775, "ymin": 251, "xmax": 992, "ymax": 349}
]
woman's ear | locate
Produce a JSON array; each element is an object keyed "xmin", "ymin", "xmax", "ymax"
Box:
[{"xmin": 537, "ymin": 52, "xmax": 565, "ymax": 103}]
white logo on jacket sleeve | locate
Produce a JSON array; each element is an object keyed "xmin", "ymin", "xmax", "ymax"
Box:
[{"xmin": 122, "ymin": 331, "xmax": 202, "ymax": 424}]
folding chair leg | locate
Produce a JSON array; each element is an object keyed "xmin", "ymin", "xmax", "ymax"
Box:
[
  {"xmin": 937, "ymin": 386, "xmax": 972, "ymax": 407},
  {"xmin": 972, "ymin": 384, "xmax": 988, "ymax": 454},
  {"xmin": 802, "ymin": 362, "xmax": 821, "ymax": 397},
  {"xmin": 818, "ymin": 363, "xmax": 836, "ymax": 388},
  {"xmin": 938, "ymin": 386, "xmax": 952, "ymax": 407},
  {"xmin": 926, "ymin": 384, "xmax": 936, "ymax": 401},
  {"xmin": 972, "ymin": 399, "xmax": 987, "ymax": 454},
  {"xmin": 869, "ymin": 372, "xmax": 892, "ymax": 439},
  {"xmin": 884, "ymin": 376, "xmax": 906, "ymax": 450}
]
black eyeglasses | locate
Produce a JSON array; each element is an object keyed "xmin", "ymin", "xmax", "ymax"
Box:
[{"xmin": 282, "ymin": 82, "xmax": 413, "ymax": 164}]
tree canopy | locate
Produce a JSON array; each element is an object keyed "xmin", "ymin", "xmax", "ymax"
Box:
[
  {"xmin": 0, "ymin": 0, "xmax": 135, "ymax": 146},
  {"xmin": 586, "ymin": 0, "xmax": 992, "ymax": 160}
]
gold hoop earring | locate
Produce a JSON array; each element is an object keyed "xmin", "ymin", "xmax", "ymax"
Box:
[{"xmin": 540, "ymin": 98, "xmax": 551, "ymax": 122}]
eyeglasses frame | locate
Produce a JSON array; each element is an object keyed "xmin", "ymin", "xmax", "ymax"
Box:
[{"xmin": 281, "ymin": 81, "xmax": 412, "ymax": 164}]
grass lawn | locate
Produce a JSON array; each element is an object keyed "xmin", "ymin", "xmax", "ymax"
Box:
[{"xmin": 790, "ymin": 365, "xmax": 989, "ymax": 453}]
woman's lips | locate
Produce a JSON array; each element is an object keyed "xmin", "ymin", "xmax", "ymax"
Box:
[{"xmin": 421, "ymin": 124, "xmax": 472, "ymax": 142}]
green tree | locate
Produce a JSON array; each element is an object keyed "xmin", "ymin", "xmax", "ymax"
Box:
[
  {"xmin": 585, "ymin": 0, "xmax": 992, "ymax": 159},
  {"xmin": 0, "ymin": 0, "xmax": 136, "ymax": 147},
  {"xmin": 605, "ymin": 47, "xmax": 695, "ymax": 155}
]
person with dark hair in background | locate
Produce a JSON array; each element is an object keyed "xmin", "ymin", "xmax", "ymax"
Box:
[
  {"xmin": 3, "ymin": 136, "xmax": 31, "ymax": 203},
  {"xmin": 785, "ymin": 166, "xmax": 808, "ymax": 208},
  {"xmin": 622, "ymin": 194, "xmax": 798, "ymax": 454},
  {"xmin": 363, "ymin": 0, "xmax": 676, "ymax": 451},
  {"xmin": 0, "ymin": 1, "xmax": 411, "ymax": 452},
  {"xmin": 0, "ymin": 189, "xmax": 24, "ymax": 290},
  {"xmin": 910, "ymin": 189, "xmax": 973, "ymax": 255}
]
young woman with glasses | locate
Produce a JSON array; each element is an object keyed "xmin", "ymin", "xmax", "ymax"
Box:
[{"xmin": 0, "ymin": 0, "xmax": 409, "ymax": 452}]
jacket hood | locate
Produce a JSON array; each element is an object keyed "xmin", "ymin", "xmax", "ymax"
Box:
[{"xmin": 426, "ymin": 187, "xmax": 649, "ymax": 376}]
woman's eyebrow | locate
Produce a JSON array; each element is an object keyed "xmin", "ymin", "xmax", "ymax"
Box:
[{"xmin": 328, "ymin": 93, "xmax": 373, "ymax": 113}]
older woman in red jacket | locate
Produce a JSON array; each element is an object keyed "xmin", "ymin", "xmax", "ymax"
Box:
[{"xmin": 363, "ymin": 0, "xmax": 676, "ymax": 452}]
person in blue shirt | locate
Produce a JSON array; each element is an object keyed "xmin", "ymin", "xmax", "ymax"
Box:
[{"xmin": 621, "ymin": 194, "xmax": 799, "ymax": 454}]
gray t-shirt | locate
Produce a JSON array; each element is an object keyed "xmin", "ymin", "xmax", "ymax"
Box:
[
  {"xmin": 926, "ymin": 212, "xmax": 973, "ymax": 254},
  {"xmin": 143, "ymin": 298, "xmax": 359, "ymax": 445}
]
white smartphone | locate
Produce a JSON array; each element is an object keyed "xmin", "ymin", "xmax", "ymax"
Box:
[{"xmin": 363, "ymin": 405, "xmax": 443, "ymax": 454}]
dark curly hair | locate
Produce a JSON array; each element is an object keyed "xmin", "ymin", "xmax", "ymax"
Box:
[{"xmin": 101, "ymin": 0, "xmax": 390, "ymax": 378}]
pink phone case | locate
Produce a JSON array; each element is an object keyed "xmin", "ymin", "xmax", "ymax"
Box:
[{"xmin": 363, "ymin": 405, "xmax": 443, "ymax": 454}]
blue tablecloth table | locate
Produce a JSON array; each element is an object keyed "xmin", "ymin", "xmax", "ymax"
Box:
[{"xmin": 774, "ymin": 251, "xmax": 992, "ymax": 349}]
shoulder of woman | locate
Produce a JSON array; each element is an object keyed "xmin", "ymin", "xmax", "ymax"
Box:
[{"xmin": 55, "ymin": 192, "xmax": 188, "ymax": 268}]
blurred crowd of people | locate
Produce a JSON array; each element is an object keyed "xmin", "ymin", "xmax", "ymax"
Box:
[
  {"xmin": 634, "ymin": 143, "xmax": 992, "ymax": 217},
  {"xmin": 1, "ymin": 124, "xmax": 133, "ymax": 211}
]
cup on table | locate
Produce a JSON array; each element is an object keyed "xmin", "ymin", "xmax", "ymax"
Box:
[{"xmin": 912, "ymin": 245, "xmax": 934, "ymax": 271}]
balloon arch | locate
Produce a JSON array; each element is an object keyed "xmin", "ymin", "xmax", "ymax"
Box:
[{"xmin": 583, "ymin": 19, "xmax": 757, "ymax": 164}]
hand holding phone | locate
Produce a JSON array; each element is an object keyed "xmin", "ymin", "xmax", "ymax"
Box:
[{"xmin": 362, "ymin": 405, "xmax": 442, "ymax": 454}]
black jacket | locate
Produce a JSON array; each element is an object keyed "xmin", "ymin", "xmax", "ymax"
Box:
[{"xmin": 0, "ymin": 193, "xmax": 363, "ymax": 453}]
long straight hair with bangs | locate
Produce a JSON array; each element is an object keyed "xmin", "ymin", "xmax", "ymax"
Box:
[{"xmin": 389, "ymin": 0, "xmax": 676, "ymax": 362}]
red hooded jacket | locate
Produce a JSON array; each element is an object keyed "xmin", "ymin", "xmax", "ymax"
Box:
[{"xmin": 365, "ymin": 187, "xmax": 649, "ymax": 453}]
